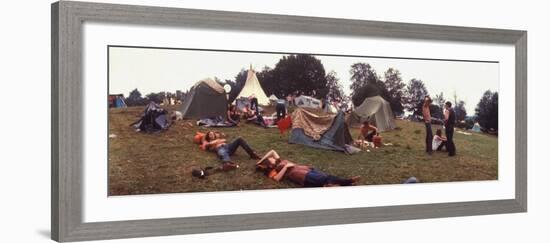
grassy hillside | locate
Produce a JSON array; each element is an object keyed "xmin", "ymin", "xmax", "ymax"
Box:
[{"xmin": 108, "ymin": 105, "xmax": 498, "ymax": 195}]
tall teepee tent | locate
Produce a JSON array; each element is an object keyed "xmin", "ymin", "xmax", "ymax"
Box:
[{"xmin": 236, "ymin": 65, "xmax": 270, "ymax": 105}]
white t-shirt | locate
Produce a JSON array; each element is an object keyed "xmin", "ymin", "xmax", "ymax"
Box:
[{"xmin": 432, "ymin": 135, "xmax": 444, "ymax": 150}]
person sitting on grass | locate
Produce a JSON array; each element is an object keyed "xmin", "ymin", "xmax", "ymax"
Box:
[
  {"xmin": 359, "ymin": 120, "xmax": 378, "ymax": 142},
  {"xmin": 226, "ymin": 104, "xmax": 241, "ymax": 125},
  {"xmin": 243, "ymin": 104, "xmax": 267, "ymax": 128},
  {"xmin": 255, "ymin": 150, "xmax": 361, "ymax": 187},
  {"xmin": 203, "ymin": 131, "xmax": 261, "ymax": 170},
  {"xmin": 432, "ymin": 129, "xmax": 448, "ymax": 152}
]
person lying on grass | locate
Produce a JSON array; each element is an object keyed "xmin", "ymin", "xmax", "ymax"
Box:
[
  {"xmin": 203, "ymin": 131, "xmax": 261, "ymax": 170},
  {"xmin": 432, "ymin": 129, "xmax": 448, "ymax": 152},
  {"xmin": 255, "ymin": 150, "xmax": 361, "ymax": 187},
  {"xmin": 359, "ymin": 120, "xmax": 378, "ymax": 142}
]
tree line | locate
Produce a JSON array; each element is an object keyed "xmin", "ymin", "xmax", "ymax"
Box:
[{"xmin": 121, "ymin": 54, "xmax": 498, "ymax": 131}]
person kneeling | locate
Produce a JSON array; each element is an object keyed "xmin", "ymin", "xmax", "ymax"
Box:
[
  {"xmin": 256, "ymin": 150, "xmax": 360, "ymax": 187},
  {"xmin": 432, "ymin": 129, "xmax": 447, "ymax": 151}
]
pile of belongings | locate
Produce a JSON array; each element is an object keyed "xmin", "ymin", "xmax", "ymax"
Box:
[
  {"xmin": 197, "ymin": 116, "xmax": 236, "ymax": 128},
  {"xmin": 130, "ymin": 102, "xmax": 171, "ymax": 133},
  {"xmin": 289, "ymin": 108, "xmax": 358, "ymax": 154}
]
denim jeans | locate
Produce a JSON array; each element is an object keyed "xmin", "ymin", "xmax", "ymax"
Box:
[
  {"xmin": 425, "ymin": 122, "xmax": 433, "ymax": 152},
  {"xmin": 303, "ymin": 169, "xmax": 353, "ymax": 187},
  {"xmin": 445, "ymin": 124, "xmax": 456, "ymax": 156},
  {"xmin": 216, "ymin": 137, "xmax": 256, "ymax": 162}
]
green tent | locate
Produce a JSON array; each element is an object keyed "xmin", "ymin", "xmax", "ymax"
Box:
[{"xmin": 180, "ymin": 78, "xmax": 228, "ymax": 119}]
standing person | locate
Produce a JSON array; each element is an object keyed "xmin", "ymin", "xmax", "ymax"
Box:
[
  {"xmin": 275, "ymin": 98, "xmax": 287, "ymax": 122},
  {"xmin": 422, "ymin": 96, "xmax": 433, "ymax": 154},
  {"xmin": 444, "ymin": 101, "xmax": 456, "ymax": 156}
]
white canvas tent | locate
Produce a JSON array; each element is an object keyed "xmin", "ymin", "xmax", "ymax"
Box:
[
  {"xmin": 269, "ymin": 94, "xmax": 278, "ymax": 101},
  {"xmin": 236, "ymin": 66, "xmax": 270, "ymax": 105},
  {"xmin": 351, "ymin": 96, "xmax": 396, "ymax": 132},
  {"xmin": 294, "ymin": 95, "xmax": 322, "ymax": 109},
  {"xmin": 471, "ymin": 122, "xmax": 481, "ymax": 132}
]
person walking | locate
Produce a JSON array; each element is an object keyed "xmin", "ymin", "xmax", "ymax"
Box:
[
  {"xmin": 444, "ymin": 101, "xmax": 457, "ymax": 156},
  {"xmin": 422, "ymin": 96, "xmax": 433, "ymax": 154}
]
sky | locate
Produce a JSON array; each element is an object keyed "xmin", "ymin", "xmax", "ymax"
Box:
[{"xmin": 109, "ymin": 46, "xmax": 499, "ymax": 115}]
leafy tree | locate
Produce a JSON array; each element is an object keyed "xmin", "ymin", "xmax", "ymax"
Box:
[
  {"xmin": 125, "ymin": 88, "xmax": 147, "ymax": 106},
  {"xmin": 429, "ymin": 104, "xmax": 444, "ymax": 119},
  {"xmin": 455, "ymin": 100, "xmax": 467, "ymax": 121},
  {"xmin": 175, "ymin": 90, "xmax": 183, "ymax": 101},
  {"xmin": 349, "ymin": 63, "xmax": 379, "ymax": 98},
  {"xmin": 266, "ymin": 54, "xmax": 328, "ymax": 99},
  {"xmin": 257, "ymin": 66, "xmax": 275, "ymax": 96},
  {"xmin": 431, "ymin": 92, "xmax": 446, "ymax": 119},
  {"xmin": 146, "ymin": 92, "xmax": 165, "ymax": 104},
  {"xmin": 475, "ymin": 90, "xmax": 499, "ymax": 130},
  {"xmin": 351, "ymin": 82, "xmax": 383, "ymax": 107},
  {"xmin": 405, "ymin": 79, "xmax": 429, "ymax": 116},
  {"xmin": 323, "ymin": 71, "xmax": 344, "ymax": 101},
  {"xmin": 434, "ymin": 92, "xmax": 445, "ymax": 110},
  {"xmin": 383, "ymin": 68, "xmax": 406, "ymax": 115},
  {"xmin": 226, "ymin": 69, "xmax": 248, "ymax": 102}
]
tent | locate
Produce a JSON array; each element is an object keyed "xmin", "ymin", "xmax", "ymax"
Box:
[
  {"xmin": 108, "ymin": 94, "xmax": 127, "ymax": 108},
  {"xmin": 294, "ymin": 95, "xmax": 322, "ymax": 109},
  {"xmin": 323, "ymin": 101, "xmax": 338, "ymax": 114},
  {"xmin": 348, "ymin": 96, "xmax": 396, "ymax": 132},
  {"xmin": 180, "ymin": 78, "xmax": 228, "ymax": 119},
  {"xmin": 130, "ymin": 102, "xmax": 170, "ymax": 133},
  {"xmin": 471, "ymin": 122, "xmax": 481, "ymax": 132},
  {"xmin": 269, "ymin": 94, "xmax": 278, "ymax": 101},
  {"xmin": 235, "ymin": 66, "xmax": 270, "ymax": 105},
  {"xmin": 289, "ymin": 108, "xmax": 353, "ymax": 152}
]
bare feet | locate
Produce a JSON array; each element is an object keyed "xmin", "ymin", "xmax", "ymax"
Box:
[
  {"xmin": 221, "ymin": 162, "xmax": 239, "ymax": 171},
  {"xmin": 351, "ymin": 176, "xmax": 361, "ymax": 185}
]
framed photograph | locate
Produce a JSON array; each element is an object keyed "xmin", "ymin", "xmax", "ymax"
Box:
[{"xmin": 52, "ymin": 1, "xmax": 527, "ymax": 242}]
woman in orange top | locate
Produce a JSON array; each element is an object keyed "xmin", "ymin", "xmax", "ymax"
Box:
[{"xmin": 256, "ymin": 150, "xmax": 360, "ymax": 187}]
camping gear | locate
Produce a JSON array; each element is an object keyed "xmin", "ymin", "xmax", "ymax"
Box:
[
  {"xmin": 191, "ymin": 166, "xmax": 217, "ymax": 179},
  {"xmin": 197, "ymin": 116, "xmax": 236, "ymax": 128},
  {"xmin": 373, "ymin": 135, "xmax": 383, "ymax": 147},
  {"xmin": 130, "ymin": 102, "xmax": 171, "ymax": 133},
  {"xmin": 180, "ymin": 78, "xmax": 228, "ymax": 120},
  {"xmin": 347, "ymin": 96, "xmax": 396, "ymax": 132},
  {"xmin": 290, "ymin": 108, "xmax": 335, "ymax": 140},
  {"xmin": 289, "ymin": 108, "xmax": 354, "ymax": 153},
  {"xmin": 269, "ymin": 94, "xmax": 278, "ymax": 102},
  {"xmin": 235, "ymin": 97, "xmax": 263, "ymax": 113},
  {"xmin": 108, "ymin": 94, "xmax": 127, "ymax": 108},
  {"xmin": 471, "ymin": 122, "xmax": 481, "ymax": 132},
  {"xmin": 403, "ymin": 177, "xmax": 419, "ymax": 184},
  {"xmin": 323, "ymin": 102, "xmax": 338, "ymax": 114},
  {"xmin": 294, "ymin": 95, "xmax": 322, "ymax": 109},
  {"xmin": 276, "ymin": 116, "xmax": 292, "ymax": 134},
  {"xmin": 235, "ymin": 66, "xmax": 270, "ymax": 105}
]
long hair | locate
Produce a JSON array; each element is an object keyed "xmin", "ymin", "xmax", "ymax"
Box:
[{"xmin": 204, "ymin": 131, "xmax": 215, "ymax": 142}]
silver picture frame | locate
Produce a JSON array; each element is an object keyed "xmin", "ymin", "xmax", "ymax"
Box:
[{"xmin": 51, "ymin": 1, "xmax": 527, "ymax": 242}]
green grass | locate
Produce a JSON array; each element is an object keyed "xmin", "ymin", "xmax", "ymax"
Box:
[{"xmin": 108, "ymin": 105, "xmax": 498, "ymax": 195}]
